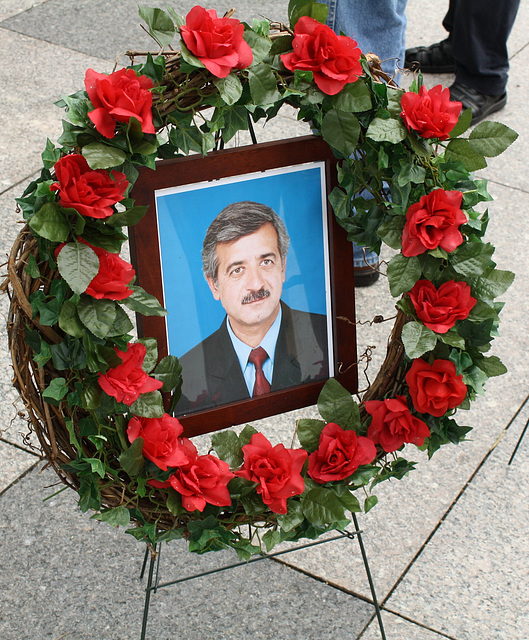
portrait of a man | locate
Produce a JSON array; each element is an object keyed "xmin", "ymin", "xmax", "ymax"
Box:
[{"xmin": 175, "ymin": 201, "xmax": 329, "ymax": 414}]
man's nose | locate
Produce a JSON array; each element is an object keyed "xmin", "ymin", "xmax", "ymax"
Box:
[{"xmin": 245, "ymin": 265, "xmax": 265, "ymax": 290}]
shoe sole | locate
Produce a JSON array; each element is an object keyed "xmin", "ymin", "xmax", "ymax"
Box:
[{"xmin": 471, "ymin": 94, "xmax": 507, "ymax": 125}]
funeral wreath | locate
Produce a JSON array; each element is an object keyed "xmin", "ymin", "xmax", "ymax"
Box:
[{"xmin": 3, "ymin": 2, "xmax": 517, "ymax": 557}]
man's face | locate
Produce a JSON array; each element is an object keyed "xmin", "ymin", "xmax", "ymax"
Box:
[{"xmin": 206, "ymin": 223, "xmax": 286, "ymax": 341}]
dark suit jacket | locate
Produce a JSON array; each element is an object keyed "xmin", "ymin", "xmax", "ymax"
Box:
[{"xmin": 175, "ymin": 301, "xmax": 328, "ymax": 414}]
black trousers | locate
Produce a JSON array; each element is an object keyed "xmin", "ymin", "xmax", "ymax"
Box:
[{"xmin": 443, "ymin": 0, "xmax": 520, "ymax": 95}]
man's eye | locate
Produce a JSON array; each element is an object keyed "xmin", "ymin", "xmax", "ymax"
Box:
[
  {"xmin": 230, "ymin": 266, "xmax": 243, "ymax": 276},
  {"xmin": 261, "ymin": 259, "xmax": 273, "ymax": 266}
]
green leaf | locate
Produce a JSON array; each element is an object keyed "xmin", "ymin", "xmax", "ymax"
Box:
[
  {"xmin": 50, "ymin": 335, "xmax": 86, "ymax": 370},
  {"xmin": 154, "ymin": 356, "xmax": 182, "ymax": 393},
  {"xmin": 85, "ymin": 457, "xmax": 106, "ymax": 478},
  {"xmin": 445, "ymin": 138, "xmax": 487, "ymax": 172},
  {"xmin": 474, "ymin": 268, "xmax": 515, "ymax": 303},
  {"xmin": 219, "ymin": 105, "xmax": 249, "ymax": 144},
  {"xmin": 449, "ymin": 107, "xmax": 472, "ymax": 138},
  {"xmin": 332, "ymin": 485, "xmax": 361, "ymax": 513},
  {"xmin": 130, "ymin": 390, "xmax": 164, "ymax": 418},
  {"xmin": 317, "ymin": 378, "xmax": 361, "ymax": 430},
  {"xmin": 43, "ymin": 377, "xmax": 69, "ymax": 405},
  {"xmin": 289, "ymin": 0, "xmax": 329, "ymax": 28},
  {"xmin": 82, "ymin": 142, "xmax": 127, "ymax": 170},
  {"xmin": 438, "ymin": 328, "xmax": 466, "ymax": 349},
  {"xmin": 276, "ymin": 500, "xmax": 305, "ymax": 532},
  {"xmin": 119, "ymin": 437, "xmax": 145, "ymax": 477},
  {"xmin": 106, "ymin": 304, "xmax": 134, "ymax": 338},
  {"xmin": 377, "ymin": 215, "xmax": 405, "ymax": 250},
  {"xmin": 77, "ymin": 296, "xmax": 117, "ymax": 339},
  {"xmin": 332, "ymin": 79, "xmax": 372, "ymax": 113},
  {"xmin": 321, "ymin": 109, "xmax": 360, "ymax": 156},
  {"xmin": 296, "ymin": 418, "xmax": 326, "ymax": 453},
  {"xmin": 211, "ymin": 430, "xmax": 244, "ymax": 468},
  {"xmin": 105, "ymin": 206, "xmax": 148, "ymax": 228},
  {"xmin": 138, "ymin": 337, "xmax": 158, "ymax": 373},
  {"xmin": 475, "ymin": 354, "xmax": 507, "ymax": 378},
  {"xmin": 138, "ymin": 6, "xmax": 175, "ymax": 46},
  {"xmin": 248, "ymin": 63, "xmax": 281, "ymax": 105},
  {"xmin": 366, "ymin": 117, "xmax": 407, "ymax": 144},
  {"xmin": 387, "ymin": 254, "xmax": 422, "ymax": 297},
  {"xmin": 239, "ymin": 424, "xmax": 259, "ymax": 446},
  {"xmin": 122, "ymin": 286, "xmax": 167, "ymax": 316},
  {"xmin": 29, "ymin": 203, "xmax": 70, "ymax": 242},
  {"xmin": 364, "ymin": 495, "xmax": 378, "ymax": 513},
  {"xmin": 41, "ymin": 138, "xmax": 62, "ymax": 169},
  {"xmin": 449, "ymin": 242, "xmax": 495, "ymax": 278},
  {"xmin": 468, "ymin": 121, "xmax": 518, "ymax": 157},
  {"xmin": 94, "ymin": 505, "xmax": 131, "ymax": 527},
  {"xmin": 168, "ymin": 112, "xmax": 205, "ymax": 155},
  {"xmin": 214, "ymin": 73, "xmax": 243, "ymax": 107},
  {"xmin": 401, "ymin": 321, "xmax": 438, "ymax": 359},
  {"xmin": 244, "ymin": 29, "xmax": 272, "ymax": 65},
  {"xmin": 301, "ymin": 486, "xmax": 346, "ymax": 526},
  {"xmin": 57, "ymin": 242, "xmax": 100, "ymax": 294}
]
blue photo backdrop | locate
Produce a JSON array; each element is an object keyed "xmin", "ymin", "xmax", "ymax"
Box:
[{"xmin": 154, "ymin": 162, "xmax": 331, "ymax": 357}]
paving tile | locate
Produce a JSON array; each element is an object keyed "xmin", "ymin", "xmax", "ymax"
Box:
[
  {"xmin": 383, "ymin": 401, "xmax": 529, "ymax": 640},
  {"xmin": 0, "ymin": 439, "xmax": 38, "ymax": 492},
  {"xmin": 0, "ymin": 464, "xmax": 374, "ymax": 640},
  {"xmin": 0, "ymin": 0, "xmax": 47, "ymax": 22},
  {"xmin": 361, "ymin": 610, "xmax": 450, "ymax": 640}
]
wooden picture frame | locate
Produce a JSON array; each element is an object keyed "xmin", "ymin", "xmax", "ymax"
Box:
[{"xmin": 130, "ymin": 136, "xmax": 357, "ymax": 437}]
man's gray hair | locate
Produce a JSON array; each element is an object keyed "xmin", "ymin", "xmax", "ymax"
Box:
[{"xmin": 202, "ymin": 201, "xmax": 290, "ymax": 281}]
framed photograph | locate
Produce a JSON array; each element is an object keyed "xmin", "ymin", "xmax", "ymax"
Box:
[{"xmin": 130, "ymin": 136, "xmax": 357, "ymax": 437}]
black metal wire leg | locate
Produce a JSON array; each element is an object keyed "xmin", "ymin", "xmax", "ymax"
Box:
[{"xmin": 140, "ymin": 543, "xmax": 159, "ymax": 640}]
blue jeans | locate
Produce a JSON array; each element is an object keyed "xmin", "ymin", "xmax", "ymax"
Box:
[
  {"xmin": 322, "ymin": 0, "xmax": 408, "ymax": 76},
  {"xmin": 323, "ymin": 0, "xmax": 408, "ymax": 268}
]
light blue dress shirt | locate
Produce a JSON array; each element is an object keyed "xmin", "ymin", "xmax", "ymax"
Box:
[{"xmin": 226, "ymin": 306, "xmax": 282, "ymax": 395}]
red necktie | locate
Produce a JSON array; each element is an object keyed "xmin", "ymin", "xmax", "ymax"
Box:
[{"xmin": 248, "ymin": 347, "xmax": 271, "ymax": 397}]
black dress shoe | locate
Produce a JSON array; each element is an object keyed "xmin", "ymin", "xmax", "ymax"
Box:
[
  {"xmin": 449, "ymin": 82, "xmax": 507, "ymax": 125},
  {"xmin": 405, "ymin": 38, "xmax": 456, "ymax": 73}
]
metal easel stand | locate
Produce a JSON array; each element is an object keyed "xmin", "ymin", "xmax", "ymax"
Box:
[{"xmin": 138, "ymin": 512, "xmax": 386, "ymax": 640}]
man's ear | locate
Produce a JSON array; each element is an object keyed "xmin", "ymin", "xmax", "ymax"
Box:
[{"xmin": 205, "ymin": 275, "xmax": 221, "ymax": 301}]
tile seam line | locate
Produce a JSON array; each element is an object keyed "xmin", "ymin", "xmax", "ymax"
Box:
[
  {"xmin": 378, "ymin": 393, "xmax": 529, "ymax": 609},
  {"xmin": 0, "ymin": 435, "xmax": 43, "ymax": 457},
  {"xmin": 0, "ymin": 458, "xmax": 41, "ymax": 498},
  {"xmin": 0, "ymin": 25, "xmax": 116, "ymax": 65}
]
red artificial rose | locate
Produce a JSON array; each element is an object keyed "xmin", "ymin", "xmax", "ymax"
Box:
[
  {"xmin": 150, "ymin": 439, "xmax": 234, "ymax": 512},
  {"xmin": 127, "ymin": 413, "xmax": 189, "ymax": 471},
  {"xmin": 98, "ymin": 342, "xmax": 162, "ymax": 405},
  {"xmin": 405, "ymin": 358, "xmax": 467, "ymax": 417},
  {"xmin": 402, "ymin": 189, "xmax": 467, "ymax": 257},
  {"xmin": 234, "ymin": 432, "xmax": 307, "ymax": 514},
  {"xmin": 180, "ymin": 6, "xmax": 253, "ymax": 78},
  {"xmin": 85, "ymin": 68, "xmax": 155, "ymax": 139},
  {"xmin": 308, "ymin": 422, "xmax": 376, "ymax": 483},
  {"xmin": 365, "ymin": 395, "xmax": 430, "ymax": 453},
  {"xmin": 51, "ymin": 154, "xmax": 128, "ymax": 219},
  {"xmin": 409, "ymin": 279, "xmax": 477, "ymax": 333},
  {"xmin": 281, "ymin": 16, "xmax": 362, "ymax": 95},
  {"xmin": 84, "ymin": 243, "xmax": 135, "ymax": 301},
  {"xmin": 401, "ymin": 84, "xmax": 462, "ymax": 140}
]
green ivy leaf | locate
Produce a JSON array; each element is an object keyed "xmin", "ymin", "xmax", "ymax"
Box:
[
  {"xmin": 130, "ymin": 390, "xmax": 164, "ymax": 418},
  {"xmin": 82, "ymin": 142, "xmax": 127, "ymax": 169},
  {"xmin": 401, "ymin": 321, "xmax": 437, "ymax": 359},
  {"xmin": 317, "ymin": 378, "xmax": 361, "ymax": 430},
  {"xmin": 322, "ymin": 109, "xmax": 360, "ymax": 156},
  {"xmin": 93, "ymin": 505, "xmax": 131, "ymax": 527},
  {"xmin": 43, "ymin": 377, "xmax": 69, "ymax": 405},
  {"xmin": 57, "ymin": 242, "xmax": 100, "ymax": 294},
  {"xmin": 77, "ymin": 297, "xmax": 117, "ymax": 339},
  {"xmin": 475, "ymin": 354, "xmax": 507, "ymax": 377},
  {"xmin": 468, "ymin": 121, "xmax": 518, "ymax": 157},
  {"xmin": 122, "ymin": 286, "xmax": 167, "ymax": 317},
  {"xmin": 214, "ymin": 73, "xmax": 243, "ymax": 106},
  {"xmin": 387, "ymin": 254, "xmax": 422, "ymax": 297},
  {"xmin": 367, "ymin": 117, "xmax": 407, "ymax": 144},
  {"xmin": 29, "ymin": 203, "xmax": 70, "ymax": 242},
  {"xmin": 138, "ymin": 6, "xmax": 175, "ymax": 46}
]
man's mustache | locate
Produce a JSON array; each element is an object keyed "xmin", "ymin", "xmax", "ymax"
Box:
[{"xmin": 242, "ymin": 289, "xmax": 271, "ymax": 304}]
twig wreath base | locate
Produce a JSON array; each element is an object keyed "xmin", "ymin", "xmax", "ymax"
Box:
[{"xmin": 2, "ymin": 4, "xmax": 517, "ymax": 555}]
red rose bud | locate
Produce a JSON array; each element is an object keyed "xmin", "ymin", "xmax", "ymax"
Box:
[
  {"xmin": 401, "ymin": 84, "xmax": 462, "ymax": 140},
  {"xmin": 234, "ymin": 432, "xmax": 307, "ymax": 514},
  {"xmin": 83, "ymin": 243, "xmax": 135, "ymax": 301},
  {"xmin": 402, "ymin": 189, "xmax": 467, "ymax": 257},
  {"xmin": 51, "ymin": 154, "xmax": 128, "ymax": 219},
  {"xmin": 281, "ymin": 16, "xmax": 362, "ymax": 96},
  {"xmin": 127, "ymin": 414, "xmax": 189, "ymax": 471},
  {"xmin": 308, "ymin": 422, "xmax": 376, "ymax": 483},
  {"xmin": 409, "ymin": 279, "xmax": 477, "ymax": 333},
  {"xmin": 180, "ymin": 6, "xmax": 253, "ymax": 78},
  {"xmin": 149, "ymin": 438, "xmax": 234, "ymax": 512},
  {"xmin": 85, "ymin": 68, "xmax": 155, "ymax": 139},
  {"xmin": 365, "ymin": 396, "xmax": 430, "ymax": 453},
  {"xmin": 405, "ymin": 358, "xmax": 467, "ymax": 417},
  {"xmin": 98, "ymin": 342, "xmax": 162, "ymax": 405}
]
